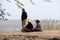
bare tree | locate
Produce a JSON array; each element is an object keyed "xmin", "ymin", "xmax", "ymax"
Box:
[
  {"xmin": 6, "ymin": 0, "xmax": 52, "ymax": 8},
  {"xmin": 0, "ymin": 3, "xmax": 11, "ymax": 21}
]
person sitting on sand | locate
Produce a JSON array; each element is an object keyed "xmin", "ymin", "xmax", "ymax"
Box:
[
  {"xmin": 22, "ymin": 19, "xmax": 34, "ymax": 32},
  {"xmin": 34, "ymin": 20, "xmax": 42, "ymax": 31}
]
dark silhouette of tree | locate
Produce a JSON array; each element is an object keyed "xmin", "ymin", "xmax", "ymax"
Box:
[
  {"xmin": 0, "ymin": 3, "xmax": 11, "ymax": 21},
  {"xmin": 6, "ymin": 0, "xmax": 52, "ymax": 9}
]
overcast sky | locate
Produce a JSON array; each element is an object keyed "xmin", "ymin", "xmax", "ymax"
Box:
[{"xmin": 0, "ymin": 0, "xmax": 60, "ymax": 20}]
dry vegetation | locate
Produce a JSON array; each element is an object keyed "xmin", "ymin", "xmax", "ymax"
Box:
[
  {"xmin": 0, "ymin": 30, "xmax": 60, "ymax": 40},
  {"xmin": 40, "ymin": 20, "xmax": 60, "ymax": 30}
]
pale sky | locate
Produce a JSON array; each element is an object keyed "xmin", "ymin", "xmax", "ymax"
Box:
[{"xmin": 0, "ymin": 0, "xmax": 60, "ymax": 20}]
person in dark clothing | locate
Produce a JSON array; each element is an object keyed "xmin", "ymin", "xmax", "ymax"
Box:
[
  {"xmin": 26, "ymin": 22, "xmax": 34, "ymax": 32},
  {"xmin": 21, "ymin": 8, "xmax": 27, "ymax": 27},
  {"xmin": 22, "ymin": 19, "xmax": 34, "ymax": 32}
]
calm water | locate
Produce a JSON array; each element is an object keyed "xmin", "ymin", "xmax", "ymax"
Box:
[{"xmin": 0, "ymin": 20, "xmax": 22, "ymax": 32}]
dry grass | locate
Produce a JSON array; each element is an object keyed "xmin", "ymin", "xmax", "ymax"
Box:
[{"xmin": 0, "ymin": 30, "xmax": 60, "ymax": 40}]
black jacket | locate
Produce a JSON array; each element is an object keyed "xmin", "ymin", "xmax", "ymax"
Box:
[
  {"xmin": 26, "ymin": 22, "xmax": 33, "ymax": 30},
  {"xmin": 21, "ymin": 12, "xmax": 27, "ymax": 20}
]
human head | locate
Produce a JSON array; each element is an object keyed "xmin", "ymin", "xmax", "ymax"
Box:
[
  {"xmin": 22, "ymin": 8, "xmax": 25, "ymax": 12},
  {"xmin": 35, "ymin": 20, "xmax": 40, "ymax": 23}
]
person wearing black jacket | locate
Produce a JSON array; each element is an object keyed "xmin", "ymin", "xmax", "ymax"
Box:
[
  {"xmin": 21, "ymin": 19, "xmax": 34, "ymax": 32},
  {"xmin": 26, "ymin": 22, "xmax": 34, "ymax": 32},
  {"xmin": 21, "ymin": 8, "xmax": 27, "ymax": 27}
]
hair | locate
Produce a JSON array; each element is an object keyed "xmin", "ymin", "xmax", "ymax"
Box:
[{"xmin": 22, "ymin": 8, "xmax": 25, "ymax": 12}]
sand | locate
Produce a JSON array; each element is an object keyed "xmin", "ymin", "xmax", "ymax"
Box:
[{"xmin": 0, "ymin": 30, "xmax": 60, "ymax": 40}]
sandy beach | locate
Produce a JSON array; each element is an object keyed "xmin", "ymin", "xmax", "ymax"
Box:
[{"xmin": 0, "ymin": 30, "xmax": 60, "ymax": 40}]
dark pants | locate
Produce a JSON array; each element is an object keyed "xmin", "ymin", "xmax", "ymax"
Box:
[
  {"xmin": 25, "ymin": 29, "xmax": 34, "ymax": 32},
  {"xmin": 21, "ymin": 28, "xmax": 34, "ymax": 32}
]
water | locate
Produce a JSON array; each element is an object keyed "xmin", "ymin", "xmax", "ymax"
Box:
[
  {"xmin": 0, "ymin": 20, "xmax": 60, "ymax": 32},
  {"xmin": 0, "ymin": 20, "xmax": 22, "ymax": 32}
]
